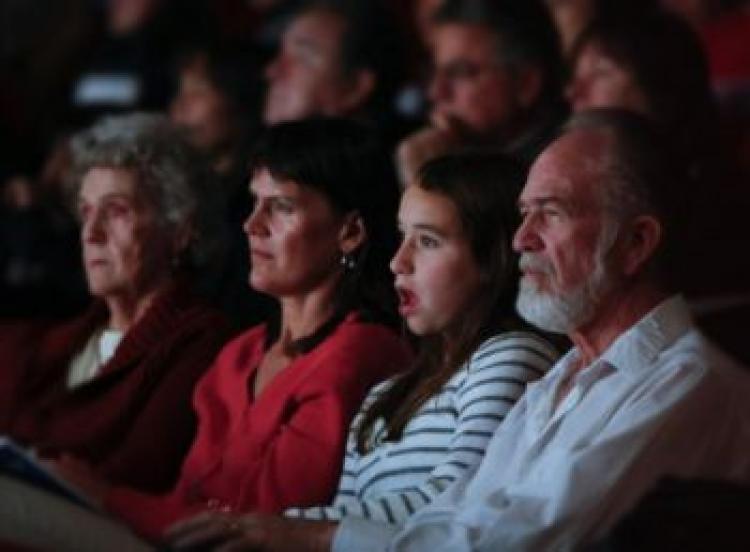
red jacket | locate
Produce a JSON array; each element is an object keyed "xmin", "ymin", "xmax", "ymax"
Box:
[
  {"xmin": 0, "ymin": 280, "xmax": 231, "ymax": 492},
  {"xmin": 106, "ymin": 313, "xmax": 411, "ymax": 541}
]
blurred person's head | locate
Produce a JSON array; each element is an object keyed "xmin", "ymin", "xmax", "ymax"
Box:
[
  {"xmin": 567, "ymin": 8, "xmax": 718, "ymax": 174},
  {"xmin": 659, "ymin": 0, "xmax": 731, "ymax": 25},
  {"xmin": 543, "ymin": 0, "xmax": 659, "ymax": 55},
  {"xmin": 414, "ymin": 0, "xmax": 445, "ymax": 48},
  {"xmin": 68, "ymin": 113, "xmax": 218, "ymax": 326},
  {"xmin": 106, "ymin": 0, "xmax": 164, "ymax": 36},
  {"xmin": 263, "ymin": 0, "xmax": 405, "ymax": 126},
  {"xmin": 170, "ymin": 45, "xmax": 263, "ymax": 173},
  {"xmin": 544, "ymin": 0, "xmax": 598, "ymax": 55},
  {"xmin": 427, "ymin": 0, "xmax": 563, "ymax": 145},
  {"xmin": 2, "ymin": 175, "xmax": 36, "ymax": 211},
  {"xmin": 245, "ymin": 118, "xmax": 400, "ymax": 332},
  {"xmin": 514, "ymin": 109, "xmax": 678, "ymax": 334}
]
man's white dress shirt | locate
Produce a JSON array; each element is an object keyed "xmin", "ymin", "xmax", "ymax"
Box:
[{"xmin": 333, "ymin": 296, "xmax": 750, "ymax": 551}]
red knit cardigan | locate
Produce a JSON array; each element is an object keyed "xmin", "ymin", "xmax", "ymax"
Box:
[
  {"xmin": 0, "ymin": 279, "xmax": 231, "ymax": 493},
  {"xmin": 106, "ymin": 313, "xmax": 411, "ymax": 542}
]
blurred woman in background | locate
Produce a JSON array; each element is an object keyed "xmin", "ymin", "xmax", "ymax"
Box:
[
  {"xmin": 0, "ymin": 112, "xmax": 231, "ymax": 493},
  {"xmin": 169, "ymin": 42, "xmax": 273, "ymax": 330}
]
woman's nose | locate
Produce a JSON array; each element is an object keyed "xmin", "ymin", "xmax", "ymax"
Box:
[
  {"xmin": 82, "ymin": 210, "xmax": 105, "ymax": 243},
  {"xmin": 243, "ymin": 204, "xmax": 266, "ymax": 237}
]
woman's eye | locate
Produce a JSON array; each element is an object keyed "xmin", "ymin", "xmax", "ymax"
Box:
[
  {"xmin": 78, "ymin": 204, "xmax": 91, "ymax": 221},
  {"xmin": 106, "ymin": 203, "xmax": 129, "ymax": 218},
  {"xmin": 272, "ymin": 199, "xmax": 294, "ymax": 214}
]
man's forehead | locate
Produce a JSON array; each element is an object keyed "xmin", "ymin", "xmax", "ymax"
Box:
[
  {"xmin": 520, "ymin": 130, "xmax": 612, "ymax": 206},
  {"xmin": 432, "ymin": 23, "xmax": 500, "ymax": 58},
  {"xmin": 287, "ymin": 9, "xmax": 345, "ymax": 48}
]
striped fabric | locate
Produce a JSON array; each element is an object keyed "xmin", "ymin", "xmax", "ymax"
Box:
[{"xmin": 285, "ymin": 331, "xmax": 558, "ymax": 525}]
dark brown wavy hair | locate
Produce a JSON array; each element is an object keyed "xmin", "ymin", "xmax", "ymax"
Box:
[{"xmin": 356, "ymin": 152, "xmax": 529, "ymax": 453}]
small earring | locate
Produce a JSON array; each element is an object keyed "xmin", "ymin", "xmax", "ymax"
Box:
[{"xmin": 340, "ymin": 252, "xmax": 356, "ymax": 270}]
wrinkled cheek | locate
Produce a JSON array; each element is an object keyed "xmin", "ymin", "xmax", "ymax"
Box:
[
  {"xmin": 281, "ymin": 85, "xmax": 315, "ymax": 120},
  {"xmin": 117, "ymin": 245, "xmax": 148, "ymax": 289}
]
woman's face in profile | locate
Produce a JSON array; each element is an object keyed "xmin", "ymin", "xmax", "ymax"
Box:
[
  {"xmin": 244, "ymin": 168, "xmax": 355, "ymax": 298},
  {"xmin": 566, "ymin": 42, "xmax": 651, "ymax": 115},
  {"xmin": 170, "ymin": 56, "xmax": 235, "ymax": 154},
  {"xmin": 78, "ymin": 166, "xmax": 174, "ymax": 301}
]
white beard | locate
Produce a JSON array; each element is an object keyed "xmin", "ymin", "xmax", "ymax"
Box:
[{"xmin": 515, "ymin": 244, "xmax": 619, "ymax": 334}]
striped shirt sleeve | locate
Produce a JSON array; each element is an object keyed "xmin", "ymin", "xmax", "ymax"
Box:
[{"xmin": 285, "ymin": 331, "xmax": 557, "ymax": 524}]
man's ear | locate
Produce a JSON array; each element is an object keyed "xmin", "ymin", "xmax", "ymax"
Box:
[
  {"xmin": 338, "ymin": 211, "xmax": 367, "ymax": 255},
  {"xmin": 337, "ymin": 69, "xmax": 376, "ymax": 114},
  {"xmin": 622, "ymin": 215, "xmax": 662, "ymax": 277},
  {"xmin": 513, "ymin": 65, "xmax": 544, "ymax": 110}
]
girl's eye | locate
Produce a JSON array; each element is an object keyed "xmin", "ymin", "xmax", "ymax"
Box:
[
  {"xmin": 271, "ymin": 199, "xmax": 294, "ymax": 213},
  {"xmin": 418, "ymin": 234, "xmax": 440, "ymax": 248}
]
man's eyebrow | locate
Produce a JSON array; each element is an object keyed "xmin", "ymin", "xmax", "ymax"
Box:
[
  {"xmin": 518, "ymin": 196, "xmax": 570, "ymax": 210},
  {"xmin": 291, "ymin": 35, "xmax": 322, "ymax": 55}
]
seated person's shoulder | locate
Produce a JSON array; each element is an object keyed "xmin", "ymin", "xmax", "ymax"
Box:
[
  {"xmin": 660, "ymin": 326, "xmax": 748, "ymax": 384},
  {"xmin": 328, "ymin": 314, "xmax": 410, "ymax": 357},
  {"xmin": 306, "ymin": 316, "xmax": 411, "ymax": 386},
  {"xmin": 465, "ymin": 330, "xmax": 560, "ymax": 376},
  {"xmin": 214, "ymin": 324, "xmax": 268, "ymax": 362}
]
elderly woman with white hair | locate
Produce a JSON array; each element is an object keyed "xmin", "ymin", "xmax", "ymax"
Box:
[{"xmin": 0, "ymin": 112, "xmax": 231, "ymax": 494}]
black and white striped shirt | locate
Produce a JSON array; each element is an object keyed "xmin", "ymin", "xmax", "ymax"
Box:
[{"xmin": 285, "ymin": 331, "xmax": 558, "ymax": 525}]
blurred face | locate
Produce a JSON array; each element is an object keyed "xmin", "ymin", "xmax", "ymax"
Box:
[
  {"xmin": 79, "ymin": 167, "xmax": 173, "ymax": 301},
  {"xmin": 264, "ymin": 10, "xmax": 354, "ymax": 124},
  {"xmin": 660, "ymin": 0, "xmax": 708, "ymax": 25},
  {"xmin": 567, "ymin": 43, "xmax": 650, "ymax": 114},
  {"xmin": 544, "ymin": 0, "xmax": 596, "ymax": 54},
  {"xmin": 429, "ymin": 23, "xmax": 524, "ymax": 138},
  {"xmin": 244, "ymin": 168, "xmax": 347, "ymax": 297},
  {"xmin": 170, "ymin": 57, "xmax": 235, "ymax": 155},
  {"xmin": 107, "ymin": 0, "xmax": 161, "ymax": 35},
  {"xmin": 415, "ymin": 0, "xmax": 444, "ymax": 47},
  {"xmin": 391, "ymin": 185, "xmax": 482, "ymax": 336},
  {"xmin": 513, "ymin": 130, "xmax": 620, "ymax": 333}
]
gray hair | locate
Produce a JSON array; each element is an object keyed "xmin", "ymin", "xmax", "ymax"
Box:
[
  {"xmin": 562, "ymin": 108, "xmax": 681, "ymax": 286},
  {"xmin": 67, "ymin": 112, "xmax": 223, "ymax": 268}
]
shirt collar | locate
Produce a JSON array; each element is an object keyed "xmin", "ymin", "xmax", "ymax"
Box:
[{"xmin": 599, "ymin": 294, "xmax": 693, "ymax": 377}]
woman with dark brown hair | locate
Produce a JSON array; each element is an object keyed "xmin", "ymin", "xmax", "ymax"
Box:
[{"xmin": 165, "ymin": 152, "xmax": 560, "ymax": 552}]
